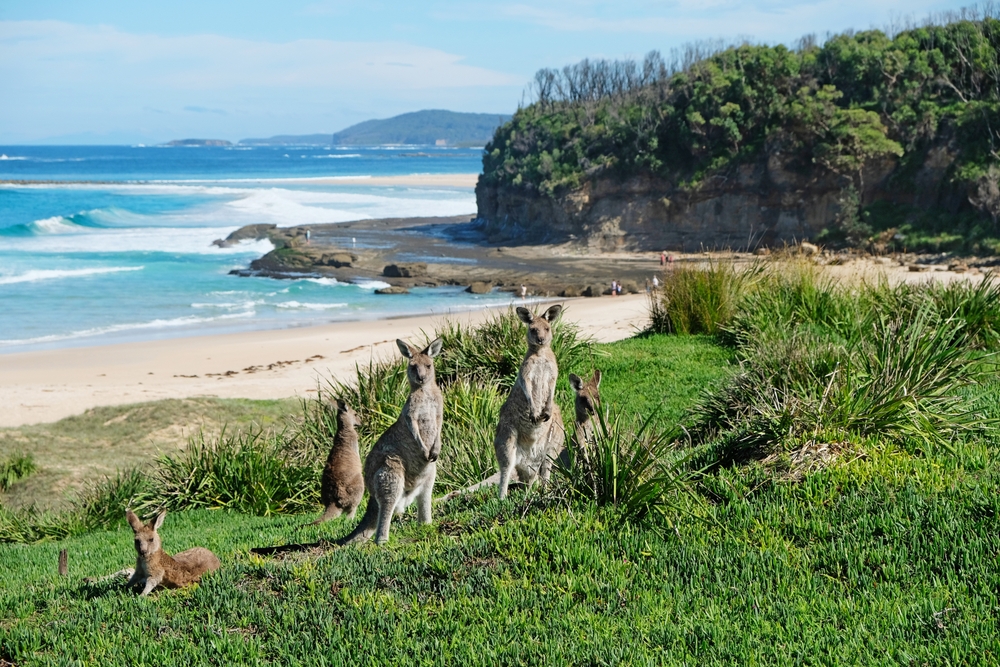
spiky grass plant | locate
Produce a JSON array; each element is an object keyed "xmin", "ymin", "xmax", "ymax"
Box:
[
  {"xmin": 0, "ymin": 452, "xmax": 36, "ymax": 492},
  {"xmin": 434, "ymin": 307, "xmax": 595, "ymax": 388},
  {"xmin": 555, "ymin": 408, "xmax": 697, "ymax": 524},
  {"xmin": 436, "ymin": 379, "xmax": 505, "ymax": 490},
  {"xmin": 651, "ymin": 260, "xmax": 761, "ymax": 335}
]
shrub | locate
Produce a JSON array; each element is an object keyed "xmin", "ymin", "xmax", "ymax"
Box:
[{"xmin": 436, "ymin": 380, "xmax": 505, "ymax": 491}]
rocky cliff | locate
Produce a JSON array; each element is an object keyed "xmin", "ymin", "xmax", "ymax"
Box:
[{"xmin": 475, "ymin": 137, "xmax": 969, "ymax": 252}]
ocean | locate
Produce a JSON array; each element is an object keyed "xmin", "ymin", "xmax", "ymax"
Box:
[{"xmin": 0, "ymin": 145, "xmax": 506, "ymax": 353}]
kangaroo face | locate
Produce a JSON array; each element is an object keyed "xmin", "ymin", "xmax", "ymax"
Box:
[
  {"xmin": 397, "ymin": 337, "xmax": 443, "ymax": 387},
  {"xmin": 517, "ymin": 305, "xmax": 563, "ymax": 348},
  {"xmin": 126, "ymin": 509, "xmax": 165, "ymax": 558},
  {"xmin": 335, "ymin": 400, "xmax": 360, "ymax": 431},
  {"xmin": 569, "ymin": 370, "xmax": 602, "ymax": 420}
]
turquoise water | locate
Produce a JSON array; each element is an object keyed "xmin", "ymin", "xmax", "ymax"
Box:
[{"xmin": 0, "ymin": 145, "xmax": 507, "ymax": 352}]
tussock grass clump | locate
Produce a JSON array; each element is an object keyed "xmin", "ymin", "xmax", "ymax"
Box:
[
  {"xmin": 678, "ymin": 263, "xmax": 1000, "ymax": 462},
  {"xmin": 0, "ymin": 451, "xmax": 36, "ymax": 492},
  {"xmin": 650, "ymin": 260, "xmax": 760, "ymax": 335},
  {"xmin": 435, "ymin": 307, "xmax": 594, "ymax": 387},
  {"xmin": 556, "ymin": 409, "xmax": 697, "ymax": 524}
]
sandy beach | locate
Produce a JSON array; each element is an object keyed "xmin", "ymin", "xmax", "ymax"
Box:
[{"xmin": 0, "ymin": 294, "xmax": 650, "ymax": 428}]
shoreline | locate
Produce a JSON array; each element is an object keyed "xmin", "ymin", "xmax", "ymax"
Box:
[
  {"xmin": 0, "ymin": 173, "xmax": 480, "ymax": 188},
  {"xmin": 0, "ymin": 294, "xmax": 651, "ymax": 428}
]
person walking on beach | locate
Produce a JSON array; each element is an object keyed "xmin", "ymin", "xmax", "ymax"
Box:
[
  {"xmin": 660, "ymin": 251, "xmax": 666, "ymax": 266},
  {"xmin": 520, "ymin": 284, "xmax": 527, "ymax": 299},
  {"xmin": 652, "ymin": 275, "xmax": 659, "ymax": 289},
  {"xmin": 611, "ymin": 280, "xmax": 618, "ymax": 296},
  {"xmin": 305, "ymin": 229, "xmax": 311, "ymax": 245}
]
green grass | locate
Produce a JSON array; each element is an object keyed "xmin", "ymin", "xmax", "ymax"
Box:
[{"xmin": 2, "ymin": 326, "xmax": 999, "ymax": 663}]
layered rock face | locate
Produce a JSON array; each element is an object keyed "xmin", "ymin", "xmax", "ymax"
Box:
[{"xmin": 476, "ymin": 141, "xmax": 957, "ymax": 251}]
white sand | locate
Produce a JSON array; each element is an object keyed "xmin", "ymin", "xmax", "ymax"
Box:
[
  {"xmin": 304, "ymin": 173, "xmax": 479, "ymax": 188},
  {"xmin": 0, "ymin": 295, "xmax": 650, "ymax": 427}
]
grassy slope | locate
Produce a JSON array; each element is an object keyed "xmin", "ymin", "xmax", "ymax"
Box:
[
  {"xmin": 0, "ymin": 398, "xmax": 297, "ymax": 511},
  {"xmin": 3, "ymin": 336, "xmax": 1000, "ymax": 665}
]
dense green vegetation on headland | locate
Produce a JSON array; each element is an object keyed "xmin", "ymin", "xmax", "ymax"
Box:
[
  {"xmin": 2, "ymin": 270, "xmax": 1000, "ymax": 663},
  {"xmin": 482, "ymin": 9, "xmax": 1000, "ymax": 252}
]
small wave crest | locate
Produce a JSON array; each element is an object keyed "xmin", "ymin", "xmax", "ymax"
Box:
[
  {"xmin": 275, "ymin": 301, "xmax": 348, "ymax": 310},
  {"xmin": 0, "ymin": 311, "xmax": 255, "ymax": 348},
  {"xmin": 0, "ymin": 266, "xmax": 144, "ymax": 286},
  {"xmin": 353, "ymin": 280, "xmax": 392, "ymax": 290}
]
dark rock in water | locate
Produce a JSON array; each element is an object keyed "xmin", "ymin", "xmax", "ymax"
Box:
[
  {"xmin": 465, "ymin": 281, "xmax": 492, "ymax": 294},
  {"xmin": 318, "ymin": 252, "xmax": 356, "ymax": 268},
  {"xmin": 213, "ymin": 223, "xmax": 278, "ymax": 248},
  {"xmin": 375, "ymin": 286, "xmax": 410, "ymax": 295},
  {"xmin": 383, "ymin": 263, "xmax": 427, "ymax": 278}
]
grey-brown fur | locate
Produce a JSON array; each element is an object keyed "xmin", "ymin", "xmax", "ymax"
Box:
[
  {"xmin": 337, "ymin": 337, "xmax": 444, "ymax": 545},
  {"xmin": 125, "ymin": 509, "xmax": 220, "ymax": 596},
  {"xmin": 568, "ymin": 369, "xmax": 602, "ymax": 461},
  {"xmin": 309, "ymin": 399, "xmax": 364, "ymax": 525},
  {"xmin": 495, "ymin": 305, "xmax": 565, "ymax": 499}
]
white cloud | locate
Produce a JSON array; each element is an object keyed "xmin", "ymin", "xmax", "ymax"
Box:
[
  {"xmin": 0, "ymin": 20, "xmax": 522, "ymax": 142},
  {"xmin": 0, "ymin": 21, "xmax": 519, "ymax": 91}
]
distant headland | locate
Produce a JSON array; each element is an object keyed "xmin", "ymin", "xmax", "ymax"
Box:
[
  {"xmin": 164, "ymin": 139, "xmax": 233, "ymax": 147},
  {"xmin": 239, "ymin": 110, "xmax": 510, "ymax": 147}
]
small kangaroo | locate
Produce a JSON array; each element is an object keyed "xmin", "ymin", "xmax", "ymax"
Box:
[
  {"xmin": 338, "ymin": 338, "xmax": 444, "ymax": 545},
  {"xmin": 309, "ymin": 399, "xmax": 364, "ymax": 525},
  {"xmin": 125, "ymin": 509, "xmax": 220, "ymax": 596},
  {"xmin": 495, "ymin": 305, "xmax": 565, "ymax": 499},
  {"xmin": 568, "ymin": 369, "xmax": 602, "ymax": 460}
]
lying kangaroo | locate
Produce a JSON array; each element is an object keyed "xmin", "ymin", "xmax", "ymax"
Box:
[
  {"xmin": 125, "ymin": 509, "xmax": 220, "ymax": 596},
  {"xmin": 338, "ymin": 338, "xmax": 444, "ymax": 545},
  {"xmin": 495, "ymin": 305, "xmax": 565, "ymax": 499},
  {"xmin": 568, "ymin": 369, "xmax": 602, "ymax": 461},
  {"xmin": 309, "ymin": 399, "xmax": 364, "ymax": 525}
]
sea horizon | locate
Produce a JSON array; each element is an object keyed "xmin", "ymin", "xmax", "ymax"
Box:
[{"xmin": 0, "ymin": 144, "xmax": 512, "ymax": 354}]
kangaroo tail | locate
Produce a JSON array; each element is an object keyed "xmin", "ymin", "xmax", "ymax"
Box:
[
  {"xmin": 335, "ymin": 496, "xmax": 378, "ymax": 546},
  {"xmin": 305, "ymin": 504, "xmax": 343, "ymax": 527}
]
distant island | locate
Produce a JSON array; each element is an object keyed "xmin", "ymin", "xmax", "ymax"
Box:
[
  {"xmin": 165, "ymin": 139, "xmax": 233, "ymax": 147},
  {"xmin": 239, "ymin": 110, "xmax": 511, "ymax": 147}
]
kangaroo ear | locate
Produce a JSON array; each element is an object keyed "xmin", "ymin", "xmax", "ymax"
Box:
[
  {"xmin": 152, "ymin": 510, "xmax": 166, "ymax": 532},
  {"xmin": 424, "ymin": 337, "xmax": 443, "ymax": 358},
  {"xmin": 396, "ymin": 339, "xmax": 414, "ymax": 358},
  {"xmin": 543, "ymin": 304, "xmax": 563, "ymax": 323},
  {"xmin": 515, "ymin": 307, "xmax": 533, "ymax": 324},
  {"xmin": 593, "ymin": 369, "xmax": 602, "ymax": 387},
  {"xmin": 126, "ymin": 509, "xmax": 143, "ymax": 532},
  {"xmin": 568, "ymin": 373, "xmax": 584, "ymax": 391}
]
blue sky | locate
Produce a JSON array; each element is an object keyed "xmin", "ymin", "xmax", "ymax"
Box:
[{"xmin": 0, "ymin": 0, "xmax": 974, "ymax": 144}]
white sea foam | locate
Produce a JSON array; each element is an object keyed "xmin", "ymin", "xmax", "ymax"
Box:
[
  {"xmin": 275, "ymin": 301, "xmax": 348, "ymax": 310},
  {"xmin": 303, "ymin": 277, "xmax": 340, "ymax": 286},
  {"xmin": 191, "ymin": 300, "xmax": 260, "ymax": 310},
  {"xmin": 312, "ymin": 154, "xmax": 362, "ymax": 159},
  {"xmin": 0, "ymin": 311, "xmax": 255, "ymax": 347},
  {"xmin": 353, "ymin": 279, "xmax": 392, "ymax": 290},
  {"xmin": 0, "ymin": 266, "xmax": 144, "ymax": 286},
  {"xmin": 0, "ymin": 154, "xmax": 27, "ymax": 160},
  {"xmin": 5, "ymin": 224, "xmax": 274, "ymax": 255}
]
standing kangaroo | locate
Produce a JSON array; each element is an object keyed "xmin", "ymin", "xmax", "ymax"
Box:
[
  {"xmin": 495, "ymin": 305, "xmax": 565, "ymax": 499},
  {"xmin": 568, "ymin": 369, "xmax": 602, "ymax": 461},
  {"xmin": 125, "ymin": 509, "xmax": 220, "ymax": 596},
  {"xmin": 309, "ymin": 399, "xmax": 364, "ymax": 525},
  {"xmin": 338, "ymin": 338, "xmax": 444, "ymax": 545}
]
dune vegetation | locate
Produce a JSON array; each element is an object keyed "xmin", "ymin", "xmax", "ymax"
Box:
[{"xmin": 2, "ymin": 269, "xmax": 1000, "ymax": 663}]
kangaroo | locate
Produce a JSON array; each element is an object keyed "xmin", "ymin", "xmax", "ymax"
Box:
[
  {"xmin": 568, "ymin": 369, "xmax": 602, "ymax": 461},
  {"xmin": 337, "ymin": 338, "xmax": 444, "ymax": 545},
  {"xmin": 125, "ymin": 509, "xmax": 220, "ymax": 596},
  {"xmin": 495, "ymin": 305, "xmax": 565, "ymax": 499},
  {"xmin": 309, "ymin": 399, "xmax": 364, "ymax": 525}
]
